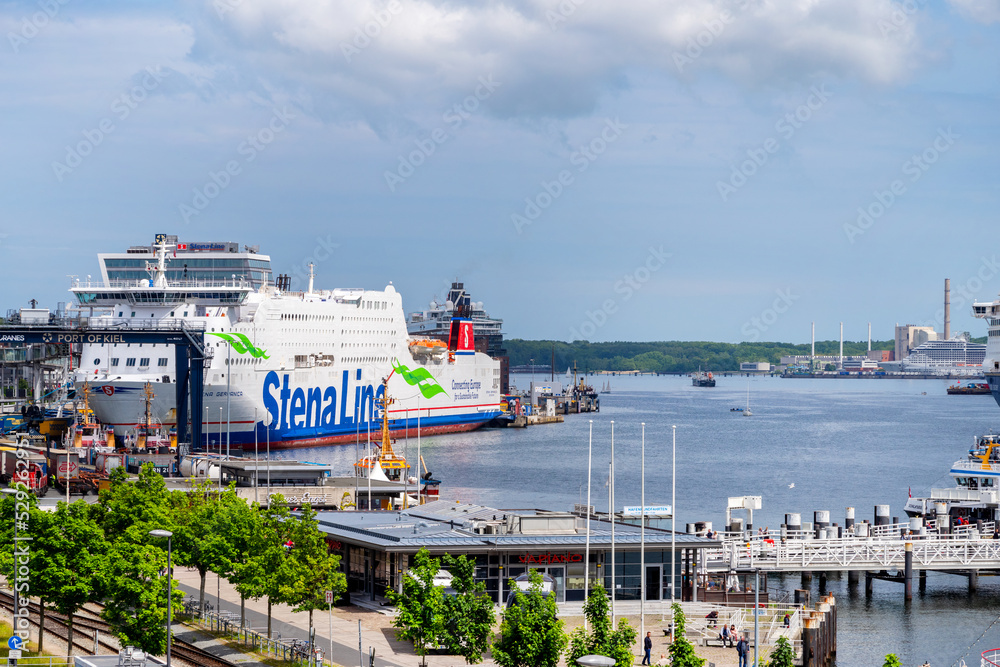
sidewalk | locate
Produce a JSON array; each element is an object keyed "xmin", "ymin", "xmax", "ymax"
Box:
[{"xmin": 174, "ymin": 568, "xmax": 411, "ymax": 667}]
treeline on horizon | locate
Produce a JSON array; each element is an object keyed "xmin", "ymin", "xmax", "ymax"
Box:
[{"xmin": 506, "ymin": 339, "xmax": 903, "ymax": 374}]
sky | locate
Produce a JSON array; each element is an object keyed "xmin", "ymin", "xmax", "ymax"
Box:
[{"xmin": 1, "ymin": 0, "xmax": 998, "ymax": 344}]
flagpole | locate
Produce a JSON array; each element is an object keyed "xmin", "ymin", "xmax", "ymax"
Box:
[
  {"xmin": 584, "ymin": 419, "xmax": 593, "ymax": 630},
  {"xmin": 671, "ymin": 424, "xmax": 676, "ymax": 638},
  {"xmin": 610, "ymin": 419, "xmax": 615, "ymax": 624},
  {"xmin": 640, "ymin": 421, "xmax": 645, "ymax": 644}
]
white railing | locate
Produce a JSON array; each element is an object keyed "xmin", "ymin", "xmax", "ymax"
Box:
[
  {"xmin": 983, "ymin": 648, "xmax": 1000, "ymax": 666},
  {"xmin": 719, "ymin": 534, "xmax": 1000, "ymax": 571}
]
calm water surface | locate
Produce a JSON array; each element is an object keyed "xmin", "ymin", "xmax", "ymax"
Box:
[{"xmin": 276, "ymin": 373, "xmax": 1000, "ymax": 666}]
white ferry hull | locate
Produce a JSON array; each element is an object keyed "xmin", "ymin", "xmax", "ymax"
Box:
[{"xmin": 87, "ymin": 362, "xmax": 502, "ymax": 449}]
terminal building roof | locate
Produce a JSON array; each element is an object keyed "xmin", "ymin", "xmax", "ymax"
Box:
[{"xmin": 314, "ymin": 502, "xmax": 714, "ymax": 553}]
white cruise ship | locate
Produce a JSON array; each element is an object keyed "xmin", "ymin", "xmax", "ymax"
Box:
[{"xmin": 71, "ymin": 236, "xmax": 503, "ymax": 449}]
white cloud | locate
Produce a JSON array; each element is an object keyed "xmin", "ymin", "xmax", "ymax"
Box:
[
  {"xmin": 948, "ymin": 0, "xmax": 1000, "ymax": 24},
  {"xmin": 201, "ymin": 0, "xmax": 929, "ymax": 121}
]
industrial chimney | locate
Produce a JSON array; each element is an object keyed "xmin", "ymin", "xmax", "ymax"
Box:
[{"xmin": 944, "ymin": 278, "xmax": 951, "ymax": 340}]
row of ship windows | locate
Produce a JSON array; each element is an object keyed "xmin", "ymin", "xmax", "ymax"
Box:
[{"xmin": 95, "ymin": 358, "xmax": 170, "ymax": 367}]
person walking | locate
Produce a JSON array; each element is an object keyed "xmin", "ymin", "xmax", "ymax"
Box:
[
  {"xmin": 642, "ymin": 631, "xmax": 652, "ymax": 665},
  {"xmin": 736, "ymin": 634, "xmax": 749, "ymax": 667}
]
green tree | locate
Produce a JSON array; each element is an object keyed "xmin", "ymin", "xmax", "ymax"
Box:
[
  {"xmin": 99, "ymin": 539, "xmax": 182, "ymax": 655},
  {"xmin": 0, "ymin": 485, "xmax": 45, "ymax": 650},
  {"xmin": 883, "ymin": 655, "xmax": 902, "ymax": 667},
  {"xmin": 668, "ymin": 603, "xmax": 704, "ymax": 667},
  {"xmin": 215, "ymin": 487, "xmax": 264, "ymax": 627},
  {"xmin": 169, "ymin": 482, "xmax": 230, "ymax": 615},
  {"xmin": 93, "ymin": 464, "xmax": 173, "ymax": 542},
  {"xmin": 385, "ymin": 548, "xmax": 446, "ymax": 667},
  {"xmin": 40, "ymin": 501, "xmax": 107, "ymax": 654},
  {"xmin": 567, "ymin": 584, "xmax": 637, "ymax": 667},
  {"xmin": 493, "ymin": 569, "xmax": 567, "ymax": 667},
  {"xmin": 767, "ymin": 636, "xmax": 795, "ymax": 667},
  {"xmin": 249, "ymin": 500, "xmax": 297, "ymax": 637},
  {"xmin": 275, "ymin": 505, "xmax": 346, "ymax": 647},
  {"xmin": 441, "ymin": 553, "xmax": 495, "ymax": 664}
]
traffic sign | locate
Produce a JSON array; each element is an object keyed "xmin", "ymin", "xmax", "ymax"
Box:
[
  {"xmin": 325, "ymin": 590, "xmax": 334, "ymax": 604},
  {"xmin": 7, "ymin": 636, "xmax": 23, "ymax": 650},
  {"xmin": 8, "ymin": 649, "xmax": 21, "ymax": 659}
]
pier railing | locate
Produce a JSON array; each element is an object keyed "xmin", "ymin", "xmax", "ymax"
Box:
[{"xmin": 715, "ymin": 533, "xmax": 1000, "ymax": 572}]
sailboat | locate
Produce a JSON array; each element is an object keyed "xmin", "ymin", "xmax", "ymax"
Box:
[
  {"xmin": 742, "ymin": 383, "xmax": 753, "ymax": 417},
  {"xmin": 600, "ymin": 381, "xmax": 611, "ymax": 394}
]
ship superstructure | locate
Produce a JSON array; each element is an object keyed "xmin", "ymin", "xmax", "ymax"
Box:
[
  {"xmin": 71, "ymin": 238, "xmax": 503, "ymax": 449},
  {"xmin": 407, "ymin": 281, "xmax": 509, "ymax": 393},
  {"xmin": 972, "ymin": 297, "xmax": 1000, "ymax": 408}
]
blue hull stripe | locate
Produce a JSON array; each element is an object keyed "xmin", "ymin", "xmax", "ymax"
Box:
[{"xmin": 199, "ymin": 411, "xmax": 501, "ymax": 446}]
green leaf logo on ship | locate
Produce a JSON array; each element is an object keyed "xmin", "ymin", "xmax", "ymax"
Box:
[
  {"xmin": 208, "ymin": 332, "xmax": 270, "ymax": 359},
  {"xmin": 392, "ymin": 359, "xmax": 448, "ymax": 399}
]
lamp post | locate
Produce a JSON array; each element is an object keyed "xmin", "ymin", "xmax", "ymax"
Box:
[{"xmin": 148, "ymin": 529, "xmax": 174, "ymax": 667}]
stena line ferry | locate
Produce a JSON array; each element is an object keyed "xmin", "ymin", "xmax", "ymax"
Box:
[{"xmin": 70, "ymin": 236, "xmax": 503, "ymax": 449}]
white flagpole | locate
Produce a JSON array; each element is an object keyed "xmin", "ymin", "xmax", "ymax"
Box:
[
  {"xmin": 671, "ymin": 424, "xmax": 676, "ymax": 637},
  {"xmin": 640, "ymin": 421, "xmax": 646, "ymax": 644},
  {"xmin": 610, "ymin": 419, "xmax": 615, "ymax": 624},
  {"xmin": 584, "ymin": 419, "xmax": 593, "ymax": 630}
]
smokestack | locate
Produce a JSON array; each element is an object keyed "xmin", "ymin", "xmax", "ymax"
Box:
[
  {"xmin": 868, "ymin": 322, "xmax": 871, "ymax": 352},
  {"xmin": 839, "ymin": 321, "xmax": 844, "ymax": 369},
  {"xmin": 811, "ymin": 322, "xmax": 815, "ymax": 367},
  {"xmin": 945, "ymin": 278, "xmax": 951, "ymax": 340}
]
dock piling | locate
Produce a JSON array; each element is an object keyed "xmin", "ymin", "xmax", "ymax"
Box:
[
  {"xmin": 865, "ymin": 572, "xmax": 874, "ymax": 597},
  {"xmin": 875, "ymin": 505, "xmax": 890, "ymax": 527},
  {"xmin": 969, "ymin": 570, "xmax": 979, "ymax": 593},
  {"xmin": 845, "ymin": 507, "xmax": 855, "ymax": 532},
  {"xmin": 814, "ymin": 511, "xmax": 830, "ymax": 539},
  {"xmin": 904, "ymin": 542, "xmax": 913, "ymax": 600}
]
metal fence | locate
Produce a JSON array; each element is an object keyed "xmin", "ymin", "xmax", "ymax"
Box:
[
  {"xmin": 195, "ymin": 607, "xmax": 328, "ymax": 666},
  {"xmin": 0, "ymin": 658, "xmax": 74, "ymax": 666}
]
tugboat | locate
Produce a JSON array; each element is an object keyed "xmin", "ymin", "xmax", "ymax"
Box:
[
  {"xmin": 354, "ymin": 376, "xmax": 441, "ymax": 507},
  {"xmin": 947, "ymin": 382, "xmax": 991, "ymax": 395},
  {"xmin": 692, "ymin": 370, "xmax": 716, "ymax": 387}
]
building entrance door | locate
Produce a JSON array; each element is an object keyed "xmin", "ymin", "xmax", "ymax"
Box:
[{"xmin": 645, "ymin": 565, "xmax": 661, "ymax": 601}]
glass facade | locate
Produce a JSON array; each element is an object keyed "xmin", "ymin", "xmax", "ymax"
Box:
[{"xmin": 101, "ymin": 256, "xmax": 272, "ymax": 289}]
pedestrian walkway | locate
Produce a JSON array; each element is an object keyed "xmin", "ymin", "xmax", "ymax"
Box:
[{"xmin": 173, "ymin": 568, "xmax": 409, "ymax": 667}]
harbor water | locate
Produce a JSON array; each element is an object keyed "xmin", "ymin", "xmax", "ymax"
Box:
[{"xmin": 276, "ymin": 373, "xmax": 1000, "ymax": 666}]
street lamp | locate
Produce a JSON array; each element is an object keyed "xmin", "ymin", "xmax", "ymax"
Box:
[{"xmin": 148, "ymin": 529, "xmax": 174, "ymax": 667}]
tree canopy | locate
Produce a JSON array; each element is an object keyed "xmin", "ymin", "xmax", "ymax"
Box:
[
  {"xmin": 493, "ymin": 569, "xmax": 567, "ymax": 667},
  {"xmin": 567, "ymin": 584, "xmax": 637, "ymax": 667}
]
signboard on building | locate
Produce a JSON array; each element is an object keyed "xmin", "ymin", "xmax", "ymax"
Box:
[{"xmin": 622, "ymin": 505, "xmax": 672, "ymax": 517}]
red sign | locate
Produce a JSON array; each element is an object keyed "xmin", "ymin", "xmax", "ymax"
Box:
[
  {"xmin": 102, "ymin": 385, "xmax": 115, "ymax": 396},
  {"xmin": 518, "ymin": 553, "xmax": 583, "ymax": 565},
  {"xmin": 458, "ymin": 321, "xmax": 474, "ymax": 351},
  {"xmin": 328, "ymin": 540, "xmax": 342, "ymax": 550},
  {"xmin": 177, "ymin": 243, "xmax": 188, "ymax": 250}
]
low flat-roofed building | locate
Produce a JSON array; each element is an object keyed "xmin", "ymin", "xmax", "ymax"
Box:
[{"xmin": 314, "ymin": 502, "xmax": 716, "ymax": 606}]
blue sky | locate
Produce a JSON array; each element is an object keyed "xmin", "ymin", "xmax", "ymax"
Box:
[{"xmin": 1, "ymin": 0, "xmax": 997, "ymax": 344}]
